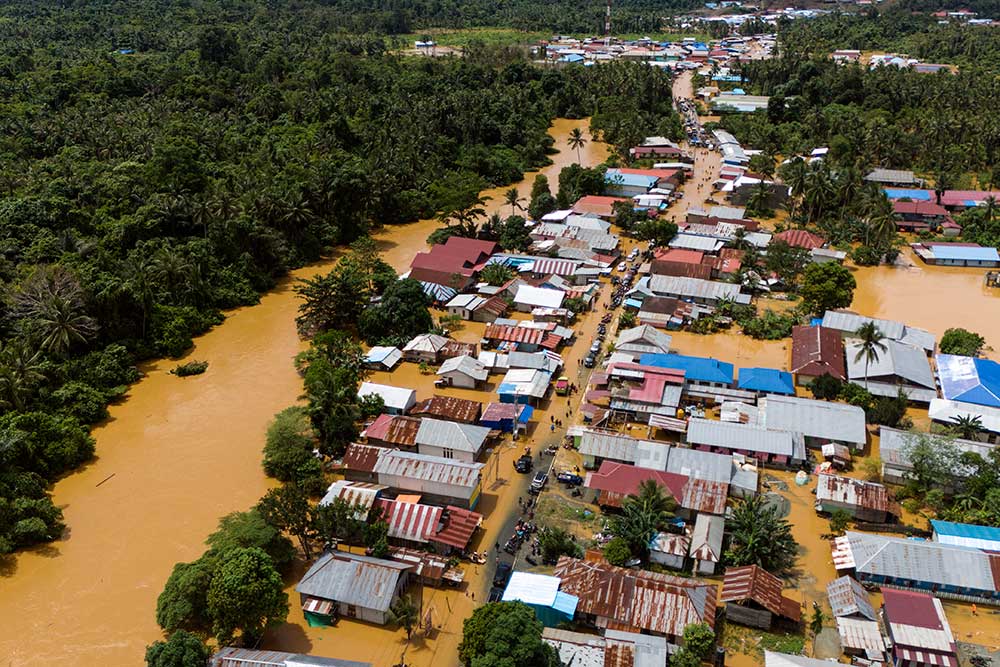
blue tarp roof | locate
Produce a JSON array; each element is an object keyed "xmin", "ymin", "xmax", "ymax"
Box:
[
  {"xmin": 553, "ymin": 591, "xmax": 579, "ymax": 618},
  {"xmin": 640, "ymin": 353, "xmax": 734, "ymax": 384},
  {"xmin": 738, "ymin": 367, "xmax": 795, "ymax": 395},
  {"xmin": 936, "ymin": 353, "xmax": 1000, "ymax": 407},
  {"xmin": 883, "ymin": 188, "xmax": 931, "ymax": 200},
  {"xmin": 624, "ymin": 298, "xmax": 644, "ymax": 310},
  {"xmin": 712, "ymin": 74, "xmax": 741, "ymax": 82}
]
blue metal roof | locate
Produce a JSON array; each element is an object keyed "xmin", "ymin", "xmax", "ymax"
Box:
[
  {"xmin": 738, "ymin": 367, "xmax": 795, "ymax": 395},
  {"xmin": 928, "ymin": 245, "xmax": 1000, "ymax": 262},
  {"xmin": 605, "ymin": 170, "xmax": 658, "ymax": 188},
  {"xmin": 553, "ymin": 591, "xmax": 579, "ymax": 617},
  {"xmin": 930, "ymin": 520, "xmax": 1000, "ymax": 542},
  {"xmin": 640, "ymin": 353, "xmax": 734, "ymax": 384},
  {"xmin": 936, "ymin": 353, "xmax": 1000, "ymax": 408},
  {"xmin": 883, "ymin": 188, "xmax": 931, "ymax": 200}
]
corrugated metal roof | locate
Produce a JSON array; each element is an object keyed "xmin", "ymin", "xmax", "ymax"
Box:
[
  {"xmin": 648, "ymin": 275, "xmax": 745, "ymax": 302},
  {"xmin": 295, "ymin": 551, "xmax": 411, "ymax": 613},
  {"xmin": 826, "ymin": 575, "xmax": 876, "ymax": 620},
  {"xmin": 665, "ymin": 447, "xmax": 732, "ymax": 484},
  {"xmin": 320, "ymin": 480, "xmax": 387, "ymax": 516},
  {"xmin": 498, "ymin": 368, "xmax": 551, "ymax": 399},
  {"xmin": 686, "ymin": 418, "xmax": 796, "ymax": 457},
  {"xmin": 415, "ymin": 417, "xmax": 491, "ymax": 454},
  {"xmin": 760, "ymin": 395, "xmax": 867, "ymax": 445},
  {"xmin": 931, "ymin": 519, "xmax": 1000, "ymax": 550},
  {"xmin": 374, "ymin": 450, "xmax": 483, "ymax": 489},
  {"xmin": 721, "ymin": 565, "xmax": 801, "ymax": 622},
  {"xmin": 649, "ymin": 531, "xmax": 691, "ymax": 557},
  {"xmin": 586, "ymin": 461, "xmax": 688, "ymax": 508},
  {"xmin": 377, "ymin": 498, "xmax": 441, "ymax": 544},
  {"xmin": 816, "ymin": 473, "xmax": 897, "ymax": 515},
  {"xmin": 935, "ymin": 353, "xmax": 1000, "ymax": 408},
  {"xmin": 928, "ymin": 399, "xmax": 1000, "ymax": 435},
  {"xmin": 554, "ymin": 556, "xmax": 717, "ymax": 636},
  {"xmin": 577, "ymin": 429, "xmax": 647, "ymax": 461},
  {"xmin": 402, "ymin": 333, "xmax": 449, "ymax": 353},
  {"xmin": 845, "ymin": 339, "xmax": 935, "ymax": 389},
  {"xmin": 432, "ymin": 505, "xmax": 482, "ymax": 550},
  {"xmin": 838, "ymin": 531, "xmax": 1000, "ymax": 593},
  {"xmin": 615, "ymin": 324, "xmax": 673, "ymax": 355},
  {"xmin": 541, "ymin": 629, "xmax": 606, "ymax": 667},
  {"xmin": 791, "ymin": 325, "xmax": 846, "ymax": 379},
  {"xmin": 682, "ymin": 477, "xmax": 728, "ymax": 515},
  {"xmin": 363, "ymin": 414, "xmax": 420, "ymax": 447},
  {"xmin": 343, "ymin": 443, "xmax": 386, "ymax": 473},
  {"xmin": 437, "ymin": 355, "xmax": 488, "ymax": 382},
  {"xmin": 357, "ymin": 382, "xmax": 416, "ymax": 411},
  {"xmin": 836, "ymin": 617, "xmax": 885, "ymax": 653},
  {"xmin": 210, "ymin": 648, "xmax": 372, "ymax": 667},
  {"xmin": 689, "ymin": 513, "xmax": 724, "ymax": 562},
  {"xmin": 484, "ymin": 323, "xmax": 546, "ymax": 345},
  {"xmin": 821, "ymin": 310, "xmax": 935, "ymax": 352},
  {"xmin": 410, "ymin": 395, "xmax": 482, "ymax": 423},
  {"xmin": 884, "ymin": 589, "xmax": 956, "ymax": 655},
  {"xmin": 878, "ymin": 426, "xmax": 995, "ymax": 472}
]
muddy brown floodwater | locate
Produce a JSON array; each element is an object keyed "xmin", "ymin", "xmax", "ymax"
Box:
[{"xmin": 0, "ymin": 118, "xmax": 606, "ymax": 667}]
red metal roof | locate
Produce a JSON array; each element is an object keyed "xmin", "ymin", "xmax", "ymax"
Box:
[
  {"xmin": 617, "ymin": 167, "xmax": 681, "ymax": 182},
  {"xmin": 377, "ymin": 498, "xmax": 441, "ymax": 544},
  {"xmin": 586, "ymin": 461, "xmax": 687, "ymax": 507},
  {"xmin": 774, "ymin": 229, "xmax": 826, "ymax": 250},
  {"xmin": 790, "ymin": 325, "xmax": 846, "ymax": 380},
  {"xmin": 364, "ymin": 414, "xmax": 421, "ymax": 447},
  {"xmin": 432, "ymin": 505, "xmax": 483, "ymax": 550},
  {"xmin": 882, "ymin": 588, "xmax": 947, "ymax": 631},
  {"xmin": 720, "ymin": 565, "xmax": 801, "ymax": 622},
  {"xmin": 654, "ymin": 248, "xmax": 705, "ymax": 264},
  {"xmin": 572, "ymin": 195, "xmax": 627, "ymax": 218},
  {"xmin": 410, "ymin": 396, "xmax": 482, "ymax": 423},
  {"xmin": 343, "ymin": 443, "xmax": 386, "ymax": 473},
  {"xmin": 483, "ymin": 324, "xmax": 546, "ymax": 345},
  {"xmin": 893, "ymin": 200, "xmax": 949, "ymax": 217},
  {"xmin": 682, "ymin": 478, "xmax": 728, "ymax": 515}
]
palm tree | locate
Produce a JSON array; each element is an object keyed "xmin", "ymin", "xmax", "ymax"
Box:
[
  {"xmin": 502, "ymin": 188, "xmax": 525, "ymax": 216},
  {"xmin": 950, "ymin": 414, "xmax": 984, "ymax": 440},
  {"xmin": 387, "ymin": 594, "xmax": 419, "ymax": 640},
  {"xmin": 725, "ymin": 495, "xmax": 798, "ymax": 573},
  {"xmin": 14, "ymin": 266, "xmax": 98, "ymax": 356},
  {"xmin": 0, "ymin": 342, "xmax": 46, "ymax": 411},
  {"xmin": 567, "ymin": 127, "xmax": 587, "ymax": 164},
  {"xmin": 611, "ymin": 480, "xmax": 676, "ymax": 559},
  {"xmin": 853, "ymin": 322, "xmax": 887, "ymax": 390},
  {"xmin": 984, "ymin": 195, "xmax": 997, "ymax": 223}
]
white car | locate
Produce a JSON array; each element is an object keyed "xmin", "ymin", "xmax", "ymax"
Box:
[{"xmin": 617, "ymin": 262, "xmax": 627, "ymax": 272}]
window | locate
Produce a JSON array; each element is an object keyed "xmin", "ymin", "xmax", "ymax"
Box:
[{"xmin": 442, "ymin": 448, "xmax": 454, "ymax": 459}]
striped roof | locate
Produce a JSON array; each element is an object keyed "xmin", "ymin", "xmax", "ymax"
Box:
[{"xmin": 377, "ymin": 498, "xmax": 441, "ymax": 544}]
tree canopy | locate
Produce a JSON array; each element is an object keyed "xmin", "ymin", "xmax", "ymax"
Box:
[{"xmin": 459, "ymin": 602, "xmax": 559, "ymax": 667}]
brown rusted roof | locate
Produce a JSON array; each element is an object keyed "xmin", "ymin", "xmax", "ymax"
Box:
[
  {"xmin": 682, "ymin": 478, "xmax": 729, "ymax": 515},
  {"xmin": 791, "ymin": 325, "xmax": 846, "ymax": 380},
  {"xmin": 410, "ymin": 395, "xmax": 482, "ymax": 424},
  {"xmin": 363, "ymin": 414, "xmax": 421, "ymax": 448},
  {"xmin": 816, "ymin": 473, "xmax": 898, "ymax": 516},
  {"xmin": 604, "ymin": 642, "xmax": 634, "ymax": 667},
  {"xmin": 721, "ymin": 565, "xmax": 801, "ymax": 622},
  {"xmin": 483, "ymin": 323, "xmax": 546, "ymax": 345},
  {"xmin": 554, "ymin": 556, "xmax": 717, "ymax": 637},
  {"xmin": 343, "ymin": 443, "xmax": 386, "ymax": 473},
  {"xmin": 441, "ymin": 340, "xmax": 477, "ymax": 359}
]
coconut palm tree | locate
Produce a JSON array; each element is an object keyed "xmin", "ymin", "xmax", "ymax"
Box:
[
  {"xmin": 0, "ymin": 342, "xmax": 46, "ymax": 411},
  {"xmin": 387, "ymin": 594, "xmax": 419, "ymax": 640},
  {"xmin": 567, "ymin": 127, "xmax": 587, "ymax": 164},
  {"xmin": 14, "ymin": 266, "xmax": 98, "ymax": 356},
  {"xmin": 950, "ymin": 414, "xmax": 984, "ymax": 440},
  {"xmin": 610, "ymin": 479, "xmax": 677, "ymax": 559},
  {"xmin": 854, "ymin": 322, "xmax": 887, "ymax": 390},
  {"xmin": 502, "ymin": 188, "xmax": 525, "ymax": 216}
]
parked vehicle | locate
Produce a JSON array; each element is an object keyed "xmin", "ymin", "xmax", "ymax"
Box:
[
  {"xmin": 514, "ymin": 454, "xmax": 533, "ymax": 473},
  {"xmin": 584, "ymin": 354, "xmax": 595, "ymax": 368},
  {"xmin": 488, "ymin": 586, "xmax": 504, "ymax": 602},
  {"xmin": 557, "ymin": 471, "xmax": 584, "ymax": 486},
  {"xmin": 617, "ymin": 262, "xmax": 627, "ymax": 272},
  {"xmin": 529, "ymin": 470, "xmax": 548, "ymax": 494},
  {"xmin": 589, "ymin": 341, "xmax": 601, "ymax": 354},
  {"xmin": 555, "ymin": 376, "xmax": 570, "ymax": 396},
  {"xmin": 493, "ymin": 561, "xmax": 512, "ymax": 588}
]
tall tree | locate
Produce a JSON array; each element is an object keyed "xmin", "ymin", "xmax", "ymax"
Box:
[
  {"xmin": 567, "ymin": 127, "xmax": 587, "ymax": 164},
  {"xmin": 206, "ymin": 547, "xmax": 288, "ymax": 646},
  {"xmin": 853, "ymin": 322, "xmax": 887, "ymax": 390},
  {"xmin": 725, "ymin": 495, "xmax": 798, "ymax": 573}
]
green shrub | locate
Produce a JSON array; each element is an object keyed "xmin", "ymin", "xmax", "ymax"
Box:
[{"xmin": 172, "ymin": 361, "xmax": 208, "ymax": 377}]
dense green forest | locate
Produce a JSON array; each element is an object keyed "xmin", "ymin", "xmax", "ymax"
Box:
[
  {"xmin": 0, "ymin": 0, "xmax": 680, "ymax": 555},
  {"xmin": 779, "ymin": 10, "xmax": 1000, "ymax": 71}
]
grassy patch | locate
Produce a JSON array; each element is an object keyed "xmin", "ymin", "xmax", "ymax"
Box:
[
  {"xmin": 534, "ymin": 493, "xmax": 602, "ymax": 539},
  {"xmin": 719, "ymin": 620, "xmax": 806, "ymax": 660}
]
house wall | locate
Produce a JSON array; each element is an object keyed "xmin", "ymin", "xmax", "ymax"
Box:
[
  {"xmin": 650, "ymin": 551, "xmax": 686, "ymax": 569},
  {"xmin": 695, "ymin": 558, "xmax": 717, "ymax": 575},
  {"xmin": 377, "ymin": 471, "xmax": 479, "ymax": 508},
  {"xmin": 725, "ymin": 603, "xmax": 773, "ymax": 629},
  {"xmin": 855, "ymin": 574, "xmax": 1000, "ymax": 605},
  {"xmin": 817, "ymin": 500, "xmax": 888, "ymax": 524},
  {"xmin": 403, "ymin": 350, "xmax": 440, "ymax": 364},
  {"xmin": 439, "ymin": 371, "xmax": 479, "ymax": 389},
  {"xmin": 447, "ymin": 306, "xmax": 473, "ymax": 320},
  {"xmin": 472, "ymin": 309, "xmax": 501, "ymax": 323},
  {"xmin": 418, "ymin": 443, "xmax": 478, "ymax": 463}
]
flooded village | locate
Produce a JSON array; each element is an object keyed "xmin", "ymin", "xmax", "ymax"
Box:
[{"xmin": 4, "ymin": 24, "xmax": 1000, "ymax": 667}]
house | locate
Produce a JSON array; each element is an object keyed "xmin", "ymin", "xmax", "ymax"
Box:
[
  {"xmin": 507, "ymin": 350, "xmax": 562, "ymax": 374},
  {"xmin": 376, "ymin": 499, "xmax": 482, "ymax": 553},
  {"xmin": 865, "ymin": 168, "xmax": 919, "ymax": 187},
  {"xmin": 553, "ymin": 556, "xmax": 717, "ymax": 642},
  {"xmin": 542, "ymin": 628, "xmax": 669, "ymax": 667},
  {"xmin": 879, "ymin": 426, "xmax": 997, "ymax": 485},
  {"xmin": 914, "ymin": 243, "xmax": 1000, "ymax": 267},
  {"xmin": 882, "ymin": 589, "xmax": 958, "ymax": 667},
  {"xmin": 827, "ymin": 575, "xmax": 877, "ymax": 621},
  {"xmin": 362, "ymin": 414, "xmax": 421, "ymax": 449},
  {"xmin": 665, "ymin": 445, "xmax": 757, "ymax": 498},
  {"xmin": 650, "ymin": 248, "xmax": 713, "ymax": 280},
  {"xmin": 759, "ymin": 395, "xmax": 867, "ymax": 449},
  {"xmin": 319, "ymin": 480, "xmax": 387, "ymax": 518},
  {"xmin": 436, "ymin": 355, "xmax": 488, "ymax": 389},
  {"xmin": 845, "ymin": 339, "xmax": 937, "ymax": 402},
  {"xmin": 604, "ymin": 169, "xmax": 659, "ymax": 197},
  {"xmin": 607, "ymin": 362, "xmax": 685, "ymax": 423},
  {"xmin": 834, "ymin": 614, "xmax": 886, "ymax": 657},
  {"xmin": 295, "ymin": 551, "xmax": 412, "ymax": 625},
  {"xmin": 513, "ymin": 285, "xmax": 565, "ymax": 313},
  {"xmin": 928, "ymin": 399, "xmax": 1000, "ymax": 444},
  {"xmin": 640, "ymin": 353, "xmax": 735, "ymax": 387},
  {"xmin": 821, "ymin": 310, "xmax": 936, "ymax": 354},
  {"xmin": 773, "ymin": 229, "xmax": 825, "ymax": 250},
  {"xmin": 613, "ymin": 324, "xmax": 673, "ymax": 357},
  {"xmin": 341, "ymin": 443, "xmax": 385, "ymax": 483},
  {"xmin": 685, "ymin": 418, "xmax": 806, "ymax": 467},
  {"xmin": 479, "ymin": 402, "xmax": 533, "ymax": 433},
  {"xmin": 444, "ymin": 293, "xmax": 508, "ymax": 322},
  {"xmin": 373, "ymin": 449, "xmax": 484, "ymax": 509},
  {"xmin": 720, "ymin": 565, "xmax": 802, "ymax": 630},
  {"xmin": 790, "ymin": 325, "xmax": 846, "ymax": 384},
  {"xmin": 364, "ymin": 346, "xmax": 402, "ymax": 371},
  {"xmin": 832, "ymin": 531, "xmax": 1000, "ymax": 604},
  {"xmin": 737, "ymin": 367, "xmax": 795, "ymax": 395},
  {"xmin": 688, "ymin": 513, "xmax": 724, "ymax": 574},
  {"xmin": 402, "ymin": 333, "xmax": 449, "ymax": 364},
  {"xmin": 408, "ymin": 237, "xmax": 499, "ymax": 290},
  {"xmin": 410, "ymin": 395, "xmax": 482, "ymax": 424},
  {"xmin": 648, "ymin": 531, "xmax": 691, "ymax": 569},
  {"xmin": 575, "ymin": 428, "xmax": 663, "ymax": 468},
  {"xmin": 501, "ymin": 572, "xmax": 579, "ymax": 627},
  {"xmin": 497, "ymin": 368, "xmax": 551, "ymax": 404},
  {"xmin": 810, "ymin": 247, "xmax": 847, "ymax": 264},
  {"xmin": 935, "ymin": 353, "xmax": 1000, "ymax": 408},
  {"xmin": 646, "ymin": 275, "xmax": 750, "ymax": 306},
  {"xmin": 414, "ymin": 417, "xmax": 492, "ymax": 462},
  {"xmin": 931, "ymin": 519, "xmax": 1000, "ymax": 551},
  {"xmin": 893, "ymin": 201, "xmax": 953, "ymax": 232},
  {"xmin": 586, "ymin": 460, "xmax": 727, "ymax": 516},
  {"xmin": 357, "ymin": 382, "xmax": 416, "ymax": 415},
  {"xmin": 572, "ymin": 195, "xmax": 627, "ymax": 219},
  {"xmin": 210, "ymin": 648, "xmax": 371, "ymax": 667},
  {"xmin": 815, "ymin": 473, "xmax": 899, "ymax": 523},
  {"xmin": 711, "ymin": 93, "xmax": 770, "ymax": 113}
]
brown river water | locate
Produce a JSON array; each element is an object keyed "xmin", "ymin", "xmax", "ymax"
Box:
[{"xmin": 3, "ymin": 92, "xmax": 1000, "ymax": 664}]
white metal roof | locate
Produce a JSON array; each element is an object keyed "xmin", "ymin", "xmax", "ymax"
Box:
[
  {"xmin": 648, "ymin": 275, "xmax": 747, "ymax": 303},
  {"xmin": 845, "ymin": 339, "xmax": 935, "ymax": 388},
  {"xmin": 686, "ymin": 418, "xmax": 798, "ymax": 457},
  {"xmin": 358, "ymin": 382, "xmax": 416, "ymax": 411},
  {"xmin": 414, "ymin": 418, "xmax": 491, "ymax": 453},
  {"xmin": 502, "ymin": 571, "xmax": 560, "ymax": 606},
  {"xmin": 513, "ymin": 284, "xmax": 566, "ymax": 309},
  {"xmin": 402, "ymin": 333, "xmax": 449, "ymax": 353},
  {"xmin": 760, "ymin": 395, "xmax": 867, "ymax": 445},
  {"xmin": 437, "ymin": 355, "xmax": 488, "ymax": 382}
]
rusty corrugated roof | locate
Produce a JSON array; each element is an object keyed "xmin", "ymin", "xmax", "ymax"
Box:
[
  {"xmin": 364, "ymin": 414, "xmax": 421, "ymax": 447},
  {"xmin": 343, "ymin": 443, "xmax": 387, "ymax": 473},
  {"xmin": 721, "ymin": 565, "xmax": 801, "ymax": 622},
  {"xmin": 816, "ymin": 473, "xmax": 898, "ymax": 515},
  {"xmin": 484, "ymin": 324, "xmax": 545, "ymax": 345},
  {"xmin": 410, "ymin": 395, "xmax": 482, "ymax": 423}
]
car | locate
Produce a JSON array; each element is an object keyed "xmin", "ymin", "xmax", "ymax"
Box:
[
  {"xmin": 617, "ymin": 262, "xmax": 627, "ymax": 272},
  {"xmin": 583, "ymin": 354, "xmax": 595, "ymax": 368},
  {"xmin": 556, "ymin": 471, "xmax": 584, "ymax": 486},
  {"xmin": 529, "ymin": 470, "xmax": 548, "ymax": 494},
  {"xmin": 493, "ymin": 561, "xmax": 512, "ymax": 588},
  {"xmin": 488, "ymin": 586, "xmax": 505, "ymax": 602},
  {"xmin": 514, "ymin": 454, "xmax": 533, "ymax": 473},
  {"xmin": 589, "ymin": 341, "xmax": 601, "ymax": 354}
]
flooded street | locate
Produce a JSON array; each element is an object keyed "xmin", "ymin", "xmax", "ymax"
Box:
[{"xmin": 0, "ymin": 118, "xmax": 605, "ymax": 667}]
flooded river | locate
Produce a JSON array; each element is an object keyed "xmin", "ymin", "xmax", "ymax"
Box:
[{"xmin": 0, "ymin": 118, "xmax": 606, "ymax": 667}]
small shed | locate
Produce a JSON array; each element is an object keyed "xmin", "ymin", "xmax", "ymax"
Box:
[
  {"xmin": 358, "ymin": 382, "xmax": 416, "ymax": 415},
  {"xmin": 479, "ymin": 402, "xmax": 533, "ymax": 433},
  {"xmin": 402, "ymin": 333, "xmax": 449, "ymax": 363},
  {"xmin": 648, "ymin": 531, "xmax": 691, "ymax": 570},
  {"xmin": 688, "ymin": 513, "xmax": 724, "ymax": 575},
  {"xmin": 436, "ymin": 355, "xmax": 488, "ymax": 389},
  {"xmin": 364, "ymin": 346, "xmax": 402, "ymax": 371},
  {"xmin": 502, "ymin": 572, "xmax": 579, "ymax": 627},
  {"xmin": 720, "ymin": 565, "xmax": 801, "ymax": 630},
  {"xmin": 815, "ymin": 473, "xmax": 898, "ymax": 523}
]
